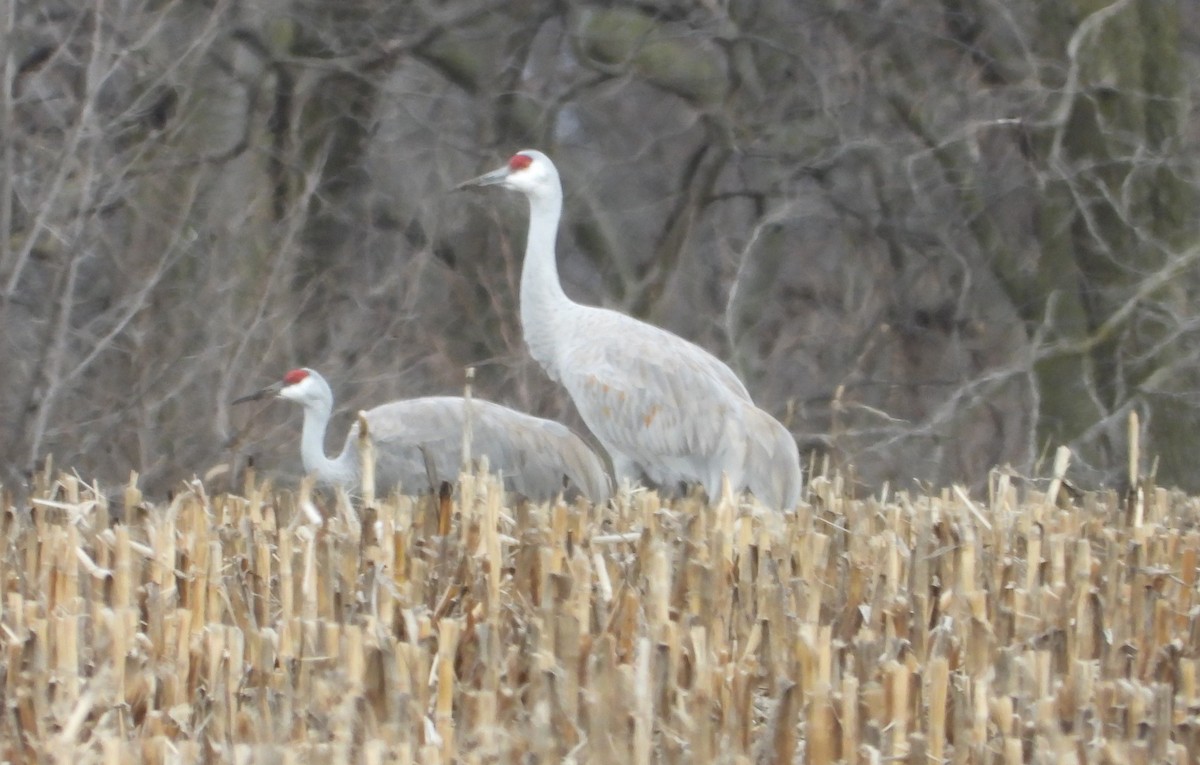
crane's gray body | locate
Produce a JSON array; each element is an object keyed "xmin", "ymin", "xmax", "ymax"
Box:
[
  {"xmin": 244, "ymin": 368, "xmax": 610, "ymax": 503},
  {"xmin": 462, "ymin": 150, "xmax": 802, "ymax": 510},
  {"xmin": 548, "ymin": 304, "xmax": 800, "ymax": 509},
  {"xmin": 345, "ymin": 395, "xmax": 611, "ymax": 502}
]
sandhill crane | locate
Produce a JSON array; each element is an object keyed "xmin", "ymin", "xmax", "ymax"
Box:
[
  {"xmin": 233, "ymin": 367, "xmax": 611, "ymax": 503},
  {"xmin": 458, "ymin": 150, "xmax": 802, "ymax": 510}
]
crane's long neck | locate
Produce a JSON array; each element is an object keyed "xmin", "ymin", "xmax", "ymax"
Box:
[
  {"xmin": 299, "ymin": 402, "xmax": 357, "ymax": 485},
  {"xmin": 520, "ymin": 188, "xmax": 573, "ymax": 377}
]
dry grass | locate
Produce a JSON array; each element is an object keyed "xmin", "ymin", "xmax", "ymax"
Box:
[{"xmin": 2, "ymin": 458, "xmax": 1199, "ymax": 764}]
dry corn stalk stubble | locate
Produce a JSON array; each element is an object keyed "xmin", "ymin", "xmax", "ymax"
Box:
[{"xmin": 1, "ymin": 463, "xmax": 1199, "ymax": 764}]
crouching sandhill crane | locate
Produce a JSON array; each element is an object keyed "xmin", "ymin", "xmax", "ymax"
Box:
[
  {"xmin": 233, "ymin": 368, "xmax": 611, "ymax": 503},
  {"xmin": 458, "ymin": 150, "xmax": 802, "ymax": 510}
]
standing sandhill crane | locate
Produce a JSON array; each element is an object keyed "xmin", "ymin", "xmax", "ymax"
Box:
[
  {"xmin": 233, "ymin": 368, "xmax": 611, "ymax": 503},
  {"xmin": 458, "ymin": 150, "xmax": 802, "ymax": 510}
]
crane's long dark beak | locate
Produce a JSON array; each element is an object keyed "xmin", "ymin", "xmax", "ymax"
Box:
[
  {"xmin": 232, "ymin": 381, "xmax": 283, "ymax": 405},
  {"xmin": 454, "ymin": 165, "xmax": 509, "ymax": 191}
]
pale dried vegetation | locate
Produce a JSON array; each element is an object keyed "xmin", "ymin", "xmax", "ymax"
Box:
[{"xmin": 2, "ymin": 455, "xmax": 1199, "ymax": 763}]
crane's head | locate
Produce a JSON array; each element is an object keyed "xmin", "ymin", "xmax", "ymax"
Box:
[
  {"xmin": 232, "ymin": 368, "xmax": 333, "ymax": 411},
  {"xmin": 455, "ymin": 150, "xmax": 559, "ymax": 198}
]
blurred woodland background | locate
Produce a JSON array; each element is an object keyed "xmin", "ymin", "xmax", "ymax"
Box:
[{"xmin": 1, "ymin": 0, "xmax": 1198, "ymax": 496}]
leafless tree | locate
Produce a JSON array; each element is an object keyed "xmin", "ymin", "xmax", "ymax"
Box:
[{"xmin": 1, "ymin": 0, "xmax": 1196, "ymax": 495}]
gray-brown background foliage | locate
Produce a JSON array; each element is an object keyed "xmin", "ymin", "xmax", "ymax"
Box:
[{"xmin": 2, "ymin": 0, "xmax": 1197, "ymax": 496}]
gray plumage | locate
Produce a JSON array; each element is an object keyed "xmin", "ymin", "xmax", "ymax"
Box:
[
  {"xmin": 459, "ymin": 150, "xmax": 802, "ymax": 509},
  {"xmin": 234, "ymin": 368, "xmax": 611, "ymax": 503}
]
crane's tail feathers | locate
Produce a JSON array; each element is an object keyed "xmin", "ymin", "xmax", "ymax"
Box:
[
  {"xmin": 565, "ymin": 442, "xmax": 613, "ymax": 505},
  {"xmin": 742, "ymin": 407, "xmax": 803, "ymax": 511}
]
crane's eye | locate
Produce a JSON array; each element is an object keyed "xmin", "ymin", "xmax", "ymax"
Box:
[
  {"xmin": 509, "ymin": 154, "xmax": 533, "ymax": 172},
  {"xmin": 283, "ymin": 369, "xmax": 309, "ymax": 385}
]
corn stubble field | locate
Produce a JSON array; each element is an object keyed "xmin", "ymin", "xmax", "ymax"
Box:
[{"xmin": 2, "ymin": 456, "xmax": 1199, "ymax": 764}]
